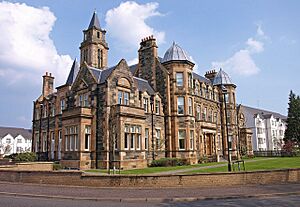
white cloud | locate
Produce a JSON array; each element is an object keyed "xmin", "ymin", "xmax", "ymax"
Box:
[
  {"xmin": 0, "ymin": 1, "xmax": 72, "ymax": 86},
  {"xmin": 127, "ymin": 57, "xmax": 138, "ymax": 66},
  {"xmin": 256, "ymin": 24, "xmax": 265, "ymax": 37},
  {"xmin": 212, "ymin": 50, "xmax": 259, "ymax": 76},
  {"xmin": 105, "ymin": 1, "xmax": 165, "ymax": 49},
  {"xmin": 212, "ymin": 24, "xmax": 267, "ymax": 76},
  {"xmin": 246, "ymin": 38, "xmax": 264, "ymax": 53}
]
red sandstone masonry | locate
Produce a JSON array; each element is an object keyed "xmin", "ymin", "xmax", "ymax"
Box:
[{"xmin": 0, "ymin": 169, "xmax": 299, "ymax": 188}]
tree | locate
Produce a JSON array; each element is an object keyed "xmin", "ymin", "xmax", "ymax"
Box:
[{"xmin": 284, "ymin": 90, "xmax": 300, "ymax": 146}]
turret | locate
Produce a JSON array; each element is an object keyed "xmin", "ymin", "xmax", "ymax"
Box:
[{"xmin": 80, "ymin": 11, "xmax": 109, "ymax": 69}]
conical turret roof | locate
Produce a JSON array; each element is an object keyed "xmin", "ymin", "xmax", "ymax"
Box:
[{"xmin": 88, "ymin": 11, "xmax": 101, "ymax": 29}]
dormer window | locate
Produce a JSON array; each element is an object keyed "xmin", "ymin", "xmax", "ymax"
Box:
[
  {"xmin": 155, "ymin": 100, "xmax": 160, "ymax": 114},
  {"xmin": 143, "ymin": 97, "xmax": 148, "ymax": 112}
]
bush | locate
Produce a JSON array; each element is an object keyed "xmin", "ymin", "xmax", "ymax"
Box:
[
  {"xmin": 150, "ymin": 158, "xmax": 188, "ymax": 167},
  {"xmin": 53, "ymin": 163, "xmax": 63, "ymax": 170},
  {"xmin": 5, "ymin": 152, "xmax": 37, "ymax": 162},
  {"xmin": 198, "ymin": 155, "xmax": 208, "ymax": 164}
]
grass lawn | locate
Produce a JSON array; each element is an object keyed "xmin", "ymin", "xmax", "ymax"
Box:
[
  {"xmin": 119, "ymin": 162, "xmax": 226, "ymax": 175},
  {"xmin": 185, "ymin": 157, "xmax": 300, "ymax": 174},
  {"xmin": 84, "ymin": 162, "xmax": 226, "ymax": 175}
]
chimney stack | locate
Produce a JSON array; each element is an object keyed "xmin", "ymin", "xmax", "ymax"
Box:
[{"xmin": 42, "ymin": 71, "xmax": 54, "ymax": 97}]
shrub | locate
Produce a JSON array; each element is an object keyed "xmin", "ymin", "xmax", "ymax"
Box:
[
  {"xmin": 53, "ymin": 163, "xmax": 63, "ymax": 170},
  {"xmin": 5, "ymin": 152, "xmax": 37, "ymax": 162},
  {"xmin": 198, "ymin": 155, "xmax": 208, "ymax": 164},
  {"xmin": 150, "ymin": 158, "xmax": 188, "ymax": 167}
]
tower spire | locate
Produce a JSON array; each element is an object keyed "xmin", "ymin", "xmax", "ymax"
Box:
[
  {"xmin": 88, "ymin": 11, "xmax": 101, "ymax": 29},
  {"xmin": 80, "ymin": 12, "xmax": 109, "ymax": 69}
]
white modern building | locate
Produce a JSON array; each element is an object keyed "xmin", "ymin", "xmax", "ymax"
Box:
[
  {"xmin": 240, "ymin": 105, "xmax": 286, "ymax": 151},
  {"xmin": 0, "ymin": 127, "xmax": 32, "ymax": 156}
]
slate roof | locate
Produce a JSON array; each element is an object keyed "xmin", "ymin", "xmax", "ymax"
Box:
[
  {"xmin": 129, "ymin": 64, "xmax": 138, "ymax": 75},
  {"xmin": 88, "ymin": 11, "xmax": 101, "ymax": 29},
  {"xmin": 162, "ymin": 42, "xmax": 193, "ymax": 63},
  {"xmin": 241, "ymin": 105, "xmax": 287, "ymax": 120},
  {"xmin": 86, "ymin": 64, "xmax": 155, "ymax": 94},
  {"xmin": 193, "ymin": 72, "xmax": 211, "ymax": 84},
  {"xmin": 0, "ymin": 127, "xmax": 31, "ymax": 139},
  {"xmin": 133, "ymin": 77, "xmax": 155, "ymax": 95},
  {"xmin": 213, "ymin": 69, "xmax": 234, "ymax": 86},
  {"xmin": 66, "ymin": 59, "xmax": 79, "ymax": 85}
]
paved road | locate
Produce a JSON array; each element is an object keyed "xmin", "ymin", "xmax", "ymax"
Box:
[
  {"xmin": 0, "ymin": 182, "xmax": 299, "ymax": 200},
  {"xmin": 0, "ymin": 194, "xmax": 299, "ymax": 207}
]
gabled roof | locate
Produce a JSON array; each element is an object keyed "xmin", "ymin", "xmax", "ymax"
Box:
[
  {"xmin": 66, "ymin": 59, "xmax": 79, "ymax": 85},
  {"xmin": 241, "ymin": 105, "xmax": 287, "ymax": 120},
  {"xmin": 133, "ymin": 77, "xmax": 155, "ymax": 95},
  {"xmin": 86, "ymin": 63, "xmax": 155, "ymax": 95},
  {"xmin": 86, "ymin": 65, "xmax": 116, "ymax": 84},
  {"xmin": 0, "ymin": 127, "xmax": 31, "ymax": 139},
  {"xmin": 88, "ymin": 11, "xmax": 101, "ymax": 30}
]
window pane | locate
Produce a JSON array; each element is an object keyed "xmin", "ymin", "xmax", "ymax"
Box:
[
  {"xmin": 190, "ymin": 131, "xmax": 194, "ymax": 150},
  {"xmin": 118, "ymin": 91, "xmax": 122, "ymax": 104},
  {"xmin": 124, "ymin": 92, "xmax": 129, "ymax": 105},
  {"xmin": 143, "ymin": 98, "xmax": 148, "ymax": 112},
  {"xmin": 124, "ymin": 133, "xmax": 128, "ymax": 149},
  {"xmin": 130, "ymin": 134, "xmax": 135, "ymax": 149},
  {"xmin": 178, "ymin": 130, "xmax": 186, "ymax": 150},
  {"xmin": 176, "ymin": 72, "xmax": 183, "ymax": 86},
  {"xmin": 155, "ymin": 100, "xmax": 159, "ymax": 114},
  {"xmin": 145, "ymin": 128, "xmax": 149, "ymax": 150},
  {"xmin": 177, "ymin": 97, "xmax": 184, "ymax": 115}
]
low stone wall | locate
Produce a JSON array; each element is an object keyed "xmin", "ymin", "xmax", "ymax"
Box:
[
  {"xmin": 0, "ymin": 162, "xmax": 53, "ymax": 171},
  {"xmin": 0, "ymin": 168, "xmax": 299, "ymax": 187}
]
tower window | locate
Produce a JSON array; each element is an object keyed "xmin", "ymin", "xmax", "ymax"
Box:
[
  {"xmin": 97, "ymin": 32, "xmax": 100, "ymax": 38},
  {"xmin": 97, "ymin": 49, "xmax": 102, "ymax": 68},
  {"xmin": 177, "ymin": 96, "xmax": 184, "ymax": 115},
  {"xmin": 176, "ymin": 72, "xmax": 183, "ymax": 87}
]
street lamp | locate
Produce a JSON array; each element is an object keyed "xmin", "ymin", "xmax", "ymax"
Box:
[
  {"xmin": 222, "ymin": 85, "xmax": 232, "ymax": 172},
  {"xmin": 150, "ymin": 96, "xmax": 155, "ymax": 161}
]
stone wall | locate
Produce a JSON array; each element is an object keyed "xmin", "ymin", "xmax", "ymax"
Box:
[
  {"xmin": 0, "ymin": 162, "xmax": 53, "ymax": 171},
  {"xmin": 0, "ymin": 168, "xmax": 298, "ymax": 187}
]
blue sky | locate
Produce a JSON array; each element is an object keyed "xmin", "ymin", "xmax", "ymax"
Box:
[{"xmin": 0, "ymin": 0, "xmax": 299, "ymax": 128}]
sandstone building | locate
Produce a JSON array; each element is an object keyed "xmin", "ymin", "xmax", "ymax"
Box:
[{"xmin": 32, "ymin": 12, "xmax": 249, "ymax": 169}]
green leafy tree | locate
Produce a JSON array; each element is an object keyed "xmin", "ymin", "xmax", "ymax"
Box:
[{"xmin": 284, "ymin": 91, "xmax": 300, "ymax": 146}]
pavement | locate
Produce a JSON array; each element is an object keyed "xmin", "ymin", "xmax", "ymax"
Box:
[{"xmin": 0, "ymin": 181, "xmax": 299, "ymax": 203}]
